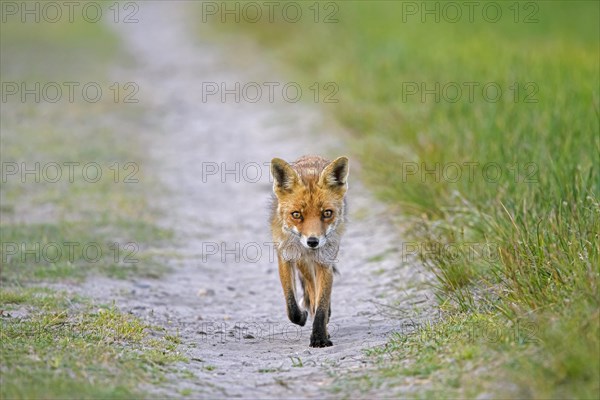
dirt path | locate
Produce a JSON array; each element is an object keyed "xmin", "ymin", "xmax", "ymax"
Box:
[{"xmin": 81, "ymin": 3, "xmax": 434, "ymax": 398}]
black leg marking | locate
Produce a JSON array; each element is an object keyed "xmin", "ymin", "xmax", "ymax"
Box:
[
  {"xmin": 310, "ymin": 308, "xmax": 333, "ymax": 347},
  {"xmin": 287, "ymin": 293, "xmax": 307, "ymax": 326},
  {"xmin": 327, "ymin": 306, "xmax": 332, "ymax": 338}
]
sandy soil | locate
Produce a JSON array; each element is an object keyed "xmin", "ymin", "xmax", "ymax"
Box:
[{"xmin": 75, "ymin": 3, "xmax": 435, "ymax": 398}]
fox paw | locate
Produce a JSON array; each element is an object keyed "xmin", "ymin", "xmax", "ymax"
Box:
[
  {"xmin": 290, "ymin": 309, "xmax": 308, "ymax": 327},
  {"xmin": 310, "ymin": 334, "xmax": 333, "ymax": 348}
]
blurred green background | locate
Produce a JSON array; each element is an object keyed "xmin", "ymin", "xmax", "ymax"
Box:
[{"xmin": 1, "ymin": 7, "xmax": 179, "ymax": 399}]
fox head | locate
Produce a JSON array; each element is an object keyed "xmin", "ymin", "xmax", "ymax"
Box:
[{"xmin": 271, "ymin": 156, "xmax": 349, "ymax": 251}]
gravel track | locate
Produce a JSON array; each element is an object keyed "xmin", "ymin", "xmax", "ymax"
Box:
[{"xmin": 78, "ymin": 3, "xmax": 435, "ymax": 398}]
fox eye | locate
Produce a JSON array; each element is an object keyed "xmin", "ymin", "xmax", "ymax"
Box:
[
  {"xmin": 291, "ymin": 211, "xmax": 302, "ymax": 219},
  {"xmin": 322, "ymin": 209, "xmax": 333, "ymax": 218}
]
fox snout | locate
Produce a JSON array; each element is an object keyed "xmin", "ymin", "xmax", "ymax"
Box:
[
  {"xmin": 298, "ymin": 217, "xmax": 328, "ymax": 249},
  {"xmin": 303, "ymin": 235, "xmax": 326, "ymax": 249}
]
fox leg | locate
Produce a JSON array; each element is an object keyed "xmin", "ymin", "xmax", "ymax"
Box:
[
  {"xmin": 277, "ymin": 255, "xmax": 307, "ymax": 326},
  {"xmin": 296, "ymin": 260, "xmax": 316, "ymax": 315},
  {"xmin": 310, "ymin": 264, "xmax": 334, "ymax": 347}
]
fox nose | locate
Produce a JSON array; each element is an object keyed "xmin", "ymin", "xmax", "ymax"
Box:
[{"xmin": 307, "ymin": 237, "xmax": 319, "ymax": 248}]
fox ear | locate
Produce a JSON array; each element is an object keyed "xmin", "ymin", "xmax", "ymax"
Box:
[
  {"xmin": 319, "ymin": 156, "xmax": 349, "ymax": 191},
  {"xmin": 271, "ymin": 158, "xmax": 300, "ymax": 194}
]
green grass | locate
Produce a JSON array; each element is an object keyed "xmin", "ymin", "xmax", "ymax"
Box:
[
  {"xmin": 1, "ymin": 288, "xmax": 186, "ymax": 399},
  {"xmin": 1, "ymin": 221, "xmax": 170, "ymax": 282},
  {"xmin": 1, "ymin": 4, "xmax": 172, "ymax": 283},
  {"xmin": 213, "ymin": 1, "xmax": 600, "ymax": 397}
]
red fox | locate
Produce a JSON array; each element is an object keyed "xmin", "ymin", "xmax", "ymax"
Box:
[{"xmin": 270, "ymin": 155, "xmax": 349, "ymax": 347}]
